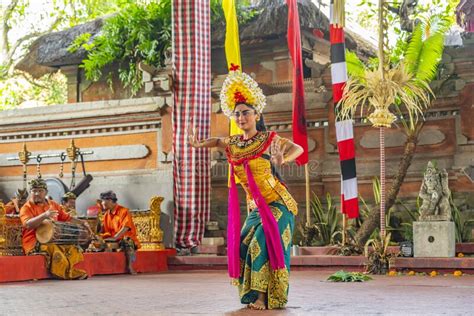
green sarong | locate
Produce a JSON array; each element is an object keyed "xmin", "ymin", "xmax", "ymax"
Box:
[{"xmin": 238, "ymin": 201, "xmax": 294, "ymax": 309}]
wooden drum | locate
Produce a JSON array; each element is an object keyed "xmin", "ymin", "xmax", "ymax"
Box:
[{"xmin": 36, "ymin": 220, "xmax": 92, "ymax": 247}]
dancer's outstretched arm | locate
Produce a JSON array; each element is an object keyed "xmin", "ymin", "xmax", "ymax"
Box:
[{"xmin": 187, "ymin": 126, "xmax": 227, "ymax": 149}]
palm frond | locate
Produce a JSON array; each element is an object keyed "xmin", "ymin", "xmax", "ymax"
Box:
[
  {"xmin": 346, "ymin": 51, "xmax": 367, "ymax": 80},
  {"xmin": 415, "ymin": 32, "xmax": 445, "ymax": 82},
  {"xmin": 420, "ymin": 14, "xmax": 451, "ymax": 40},
  {"xmin": 403, "ymin": 23, "xmax": 423, "ymax": 76},
  {"xmin": 404, "ymin": 14, "xmax": 450, "ymax": 81}
]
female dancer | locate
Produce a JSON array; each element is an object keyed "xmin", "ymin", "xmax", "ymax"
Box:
[{"xmin": 188, "ymin": 66, "xmax": 303, "ymax": 310}]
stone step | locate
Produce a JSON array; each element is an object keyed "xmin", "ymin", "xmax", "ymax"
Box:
[
  {"xmin": 392, "ymin": 257, "xmax": 474, "ymax": 271},
  {"xmin": 168, "ymin": 254, "xmax": 474, "ymax": 274},
  {"xmin": 203, "ymin": 230, "xmax": 225, "ymax": 238},
  {"xmin": 168, "ymin": 255, "xmax": 366, "ymax": 270},
  {"xmin": 196, "ymin": 244, "xmax": 226, "ymax": 255},
  {"xmin": 201, "ymin": 237, "xmax": 225, "ymax": 246}
]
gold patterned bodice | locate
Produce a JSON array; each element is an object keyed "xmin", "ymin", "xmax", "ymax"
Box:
[{"xmin": 226, "ymin": 131, "xmax": 298, "ymax": 215}]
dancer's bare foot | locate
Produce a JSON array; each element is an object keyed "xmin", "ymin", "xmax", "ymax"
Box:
[
  {"xmin": 248, "ymin": 292, "xmax": 266, "ymax": 310},
  {"xmin": 248, "ymin": 301, "xmax": 266, "ymax": 310}
]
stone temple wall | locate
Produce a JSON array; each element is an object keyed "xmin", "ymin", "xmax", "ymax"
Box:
[{"xmin": 0, "ymin": 97, "xmax": 176, "ymax": 247}]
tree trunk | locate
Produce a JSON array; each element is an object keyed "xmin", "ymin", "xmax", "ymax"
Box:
[
  {"xmin": 355, "ymin": 126, "xmax": 422, "ymax": 246},
  {"xmin": 0, "ymin": 9, "xmax": 9, "ymax": 67}
]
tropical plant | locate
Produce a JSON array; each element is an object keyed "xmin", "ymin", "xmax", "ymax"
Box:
[
  {"xmin": 72, "ymin": 2, "xmax": 172, "ymax": 96},
  {"xmin": 364, "ymin": 232, "xmax": 394, "ymax": 275},
  {"xmin": 336, "ymin": 241, "xmax": 363, "ymax": 256},
  {"xmin": 451, "ymin": 196, "xmax": 474, "ymax": 243},
  {"xmin": 327, "ymin": 270, "xmax": 372, "ymax": 282},
  {"xmin": 72, "ymin": 0, "xmax": 260, "ymax": 97},
  {"xmin": 396, "ymin": 198, "xmax": 420, "ymax": 242},
  {"xmin": 335, "ymin": 177, "xmax": 380, "ymax": 255},
  {"xmin": 299, "ymin": 192, "xmax": 342, "ymax": 246},
  {"xmin": 347, "ymin": 10, "xmax": 452, "ymax": 247},
  {"xmin": 210, "ymin": 0, "xmax": 260, "ymax": 27},
  {"xmin": 0, "ymin": 0, "xmax": 139, "ymax": 107}
]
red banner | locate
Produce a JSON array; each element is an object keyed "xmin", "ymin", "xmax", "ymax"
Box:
[{"xmin": 287, "ymin": 0, "xmax": 308, "ymax": 165}]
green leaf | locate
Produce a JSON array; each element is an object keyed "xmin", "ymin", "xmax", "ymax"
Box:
[
  {"xmin": 415, "ymin": 32, "xmax": 445, "ymax": 82},
  {"xmin": 346, "ymin": 51, "xmax": 367, "ymax": 81},
  {"xmin": 404, "ymin": 23, "xmax": 424, "ymax": 76},
  {"xmin": 327, "ymin": 270, "xmax": 372, "ymax": 282}
]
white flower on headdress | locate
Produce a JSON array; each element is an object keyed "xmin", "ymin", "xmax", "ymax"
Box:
[{"xmin": 219, "ymin": 64, "xmax": 266, "ymax": 117}]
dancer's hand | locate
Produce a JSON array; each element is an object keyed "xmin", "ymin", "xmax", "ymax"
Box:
[
  {"xmin": 187, "ymin": 125, "xmax": 201, "ymax": 148},
  {"xmin": 271, "ymin": 138, "xmax": 287, "ymax": 166}
]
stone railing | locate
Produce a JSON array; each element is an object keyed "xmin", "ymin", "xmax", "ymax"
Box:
[{"xmin": 0, "ymin": 196, "xmax": 165, "ymax": 255}]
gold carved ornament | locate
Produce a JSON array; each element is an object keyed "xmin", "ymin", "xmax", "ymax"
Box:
[
  {"xmin": 0, "ymin": 202, "xmax": 23, "ymax": 256},
  {"xmin": 133, "ymin": 196, "xmax": 164, "ymax": 250}
]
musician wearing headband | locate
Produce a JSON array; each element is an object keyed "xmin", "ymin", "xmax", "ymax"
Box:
[
  {"xmin": 19, "ymin": 178, "xmax": 89, "ymax": 280},
  {"xmin": 99, "ymin": 190, "xmax": 141, "ymax": 274},
  {"xmin": 61, "ymin": 191, "xmax": 78, "ymax": 217},
  {"xmin": 5, "ymin": 188, "xmax": 28, "ymax": 215}
]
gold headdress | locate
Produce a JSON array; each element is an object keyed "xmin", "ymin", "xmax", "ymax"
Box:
[{"xmin": 219, "ymin": 64, "xmax": 266, "ymax": 117}]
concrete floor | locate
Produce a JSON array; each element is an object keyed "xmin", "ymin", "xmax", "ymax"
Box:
[{"xmin": 0, "ymin": 270, "xmax": 472, "ymax": 315}]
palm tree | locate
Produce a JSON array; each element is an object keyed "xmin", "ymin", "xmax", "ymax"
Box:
[{"xmin": 339, "ymin": 0, "xmax": 449, "ymax": 245}]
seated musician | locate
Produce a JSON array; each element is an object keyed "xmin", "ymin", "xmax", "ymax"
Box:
[
  {"xmin": 61, "ymin": 192, "xmax": 77, "ymax": 217},
  {"xmin": 99, "ymin": 190, "xmax": 141, "ymax": 274},
  {"xmin": 5, "ymin": 188, "xmax": 28, "ymax": 215},
  {"xmin": 19, "ymin": 178, "xmax": 89, "ymax": 280}
]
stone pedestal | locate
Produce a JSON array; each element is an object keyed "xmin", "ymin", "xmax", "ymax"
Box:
[{"xmin": 413, "ymin": 221, "xmax": 455, "ymax": 257}]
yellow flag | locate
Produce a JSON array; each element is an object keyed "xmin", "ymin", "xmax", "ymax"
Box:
[{"xmin": 222, "ymin": 0, "xmax": 242, "ymax": 136}]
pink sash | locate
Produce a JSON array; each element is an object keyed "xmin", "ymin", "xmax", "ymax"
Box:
[{"xmin": 227, "ymin": 161, "xmax": 286, "ymax": 279}]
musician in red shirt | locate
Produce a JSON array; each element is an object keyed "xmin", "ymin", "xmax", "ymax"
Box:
[
  {"xmin": 100, "ymin": 190, "xmax": 140, "ymax": 274},
  {"xmin": 20, "ymin": 178, "xmax": 88, "ymax": 280}
]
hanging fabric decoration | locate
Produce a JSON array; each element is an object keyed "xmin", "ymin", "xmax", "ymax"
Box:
[
  {"xmin": 222, "ymin": 0, "xmax": 243, "ymax": 136},
  {"xmin": 172, "ymin": 0, "xmax": 212, "ymax": 248},
  {"xmin": 286, "ymin": 0, "xmax": 308, "ymax": 165},
  {"xmin": 330, "ymin": 0, "xmax": 359, "ymax": 218}
]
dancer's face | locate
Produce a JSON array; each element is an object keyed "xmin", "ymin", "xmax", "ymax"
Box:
[{"xmin": 233, "ymin": 104, "xmax": 258, "ymax": 131}]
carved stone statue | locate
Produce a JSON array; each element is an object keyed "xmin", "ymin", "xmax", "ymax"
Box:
[{"xmin": 418, "ymin": 161, "xmax": 451, "ymax": 221}]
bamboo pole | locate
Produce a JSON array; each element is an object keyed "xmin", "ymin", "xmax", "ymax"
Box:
[
  {"xmin": 342, "ymin": 213, "xmax": 347, "ymax": 245},
  {"xmin": 378, "ymin": 0, "xmax": 385, "ymax": 80},
  {"xmin": 378, "ymin": 0, "xmax": 386, "ymax": 241},
  {"xmin": 305, "ymin": 164, "xmax": 311, "ymax": 226},
  {"xmin": 380, "ymin": 127, "xmax": 386, "ymax": 240}
]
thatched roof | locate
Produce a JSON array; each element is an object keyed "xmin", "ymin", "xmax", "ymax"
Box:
[
  {"xmin": 211, "ymin": 1, "xmax": 375, "ymax": 57},
  {"xmin": 17, "ymin": 1, "xmax": 375, "ymax": 78},
  {"xmin": 16, "ymin": 18, "xmax": 105, "ymax": 78},
  {"xmin": 212, "ymin": 1, "xmax": 326, "ymax": 43}
]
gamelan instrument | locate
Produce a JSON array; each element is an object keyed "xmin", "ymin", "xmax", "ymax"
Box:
[{"xmin": 36, "ymin": 220, "xmax": 92, "ymax": 247}]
